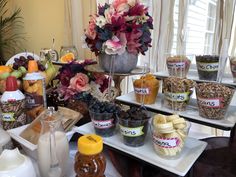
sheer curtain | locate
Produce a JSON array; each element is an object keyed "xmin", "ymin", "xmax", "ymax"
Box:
[
  {"xmin": 64, "ymin": 0, "xmax": 97, "ymax": 59},
  {"xmin": 122, "ymin": 0, "xmax": 176, "ymax": 94}
]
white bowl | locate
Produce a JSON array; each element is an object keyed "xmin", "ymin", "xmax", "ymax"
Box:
[{"xmin": 7, "ymin": 125, "xmax": 75, "ymax": 160}]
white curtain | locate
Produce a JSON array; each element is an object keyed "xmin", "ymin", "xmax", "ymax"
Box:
[
  {"xmin": 64, "ymin": 0, "xmax": 97, "ymax": 60},
  {"xmin": 176, "ymin": 0, "xmax": 189, "ymax": 55}
]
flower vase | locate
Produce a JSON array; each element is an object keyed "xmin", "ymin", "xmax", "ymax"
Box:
[{"xmin": 98, "ymin": 51, "xmax": 138, "ymax": 73}]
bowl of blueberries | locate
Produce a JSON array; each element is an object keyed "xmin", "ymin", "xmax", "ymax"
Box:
[
  {"xmin": 89, "ymin": 100, "xmax": 121, "ymax": 137},
  {"xmin": 118, "ymin": 107, "xmax": 151, "ymax": 147}
]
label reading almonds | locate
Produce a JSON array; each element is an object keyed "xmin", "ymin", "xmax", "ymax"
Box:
[
  {"xmin": 198, "ymin": 97, "xmax": 223, "ymax": 108},
  {"xmin": 165, "ymin": 92, "xmax": 189, "ymax": 102},
  {"xmin": 197, "ymin": 62, "xmax": 219, "ymax": 71},
  {"xmin": 92, "ymin": 119, "xmax": 114, "ymax": 129},
  {"xmin": 167, "ymin": 61, "xmax": 186, "ymax": 69},
  {"xmin": 119, "ymin": 125, "xmax": 144, "ymax": 137},
  {"xmin": 152, "ymin": 135, "xmax": 180, "ymax": 148},
  {"xmin": 134, "ymin": 88, "xmax": 150, "ymax": 95}
]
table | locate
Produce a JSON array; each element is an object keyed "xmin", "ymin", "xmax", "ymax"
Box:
[{"xmin": 85, "ymin": 64, "xmax": 150, "ymax": 95}]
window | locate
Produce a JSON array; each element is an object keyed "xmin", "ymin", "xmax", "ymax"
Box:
[{"xmin": 172, "ymin": 0, "xmax": 218, "ymax": 57}]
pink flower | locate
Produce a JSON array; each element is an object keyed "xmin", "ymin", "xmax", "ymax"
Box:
[
  {"xmin": 105, "ymin": 7, "xmax": 115, "ymax": 24},
  {"xmin": 104, "ymin": 33, "xmax": 127, "ymax": 55},
  {"xmin": 85, "ymin": 15, "xmax": 97, "ymax": 39},
  {"xmin": 69, "ymin": 73, "xmax": 90, "ymax": 92},
  {"xmin": 112, "ymin": 0, "xmax": 127, "ymax": 9}
]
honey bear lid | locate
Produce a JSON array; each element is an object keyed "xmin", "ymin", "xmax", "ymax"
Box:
[{"xmin": 78, "ymin": 134, "xmax": 103, "ymax": 155}]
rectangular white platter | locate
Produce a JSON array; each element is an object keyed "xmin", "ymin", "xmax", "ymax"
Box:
[
  {"xmin": 74, "ymin": 122, "xmax": 207, "ymax": 177},
  {"xmin": 153, "ymin": 71, "xmax": 236, "ymax": 87},
  {"xmin": 116, "ymin": 92, "xmax": 236, "ymax": 129}
]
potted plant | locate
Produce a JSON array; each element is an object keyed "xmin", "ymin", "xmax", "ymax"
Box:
[
  {"xmin": 0, "ymin": 0, "xmax": 24, "ymax": 65},
  {"xmin": 84, "ymin": 0, "xmax": 153, "ymax": 73}
]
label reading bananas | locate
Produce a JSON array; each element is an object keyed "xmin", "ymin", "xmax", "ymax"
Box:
[
  {"xmin": 198, "ymin": 97, "xmax": 223, "ymax": 108},
  {"xmin": 167, "ymin": 61, "xmax": 186, "ymax": 69},
  {"xmin": 153, "ymin": 135, "xmax": 180, "ymax": 148},
  {"xmin": 120, "ymin": 125, "xmax": 144, "ymax": 137},
  {"xmin": 92, "ymin": 119, "xmax": 114, "ymax": 129},
  {"xmin": 197, "ymin": 62, "xmax": 219, "ymax": 71},
  {"xmin": 134, "ymin": 87, "xmax": 150, "ymax": 95},
  {"xmin": 165, "ymin": 92, "xmax": 189, "ymax": 102}
]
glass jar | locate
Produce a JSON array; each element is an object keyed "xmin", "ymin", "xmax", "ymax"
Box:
[
  {"xmin": 60, "ymin": 45, "xmax": 78, "ymax": 63},
  {"xmin": 74, "ymin": 134, "xmax": 106, "ymax": 177},
  {"xmin": 151, "ymin": 114, "xmax": 191, "ymax": 159},
  {"xmin": 37, "ymin": 107, "xmax": 69, "ymax": 177},
  {"xmin": 40, "ymin": 48, "xmax": 59, "ymax": 62},
  {"xmin": 230, "ymin": 56, "xmax": 236, "ymax": 83},
  {"xmin": 166, "ymin": 54, "xmax": 192, "ymax": 78}
]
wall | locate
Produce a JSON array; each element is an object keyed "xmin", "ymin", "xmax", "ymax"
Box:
[{"xmin": 11, "ymin": 0, "xmax": 65, "ymax": 56}]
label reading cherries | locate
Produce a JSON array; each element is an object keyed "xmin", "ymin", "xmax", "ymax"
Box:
[
  {"xmin": 197, "ymin": 62, "xmax": 219, "ymax": 71},
  {"xmin": 152, "ymin": 135, "xmax": 180, "ymax": 148},
  {"xmin": 92, "ymin": 119, "xmax": 114, "ymax": 129},
  {"xmin": 167, "ymin": 61, "xmax": 186, "ymax": 69},
  {"xmin": 134, "ymin": 88, "xmax": 150, "ymax": 95},
  {"xmin": 165, "ymin": 92, "xmax": 189, "ymax": 102},
  {"xmin": 198, "ymin": 97, "xmax": 223, "ymax": 108}
]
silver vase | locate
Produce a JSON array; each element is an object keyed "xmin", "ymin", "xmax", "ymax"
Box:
[{"xmin": 98, "ymin": 51, "xmax": 138, "ymax": 73}]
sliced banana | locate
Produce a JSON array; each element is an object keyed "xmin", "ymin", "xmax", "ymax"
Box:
[
  {"xmin": 174, "ymin": 123, "xmax": 187, "ymax": 129},
  {"xmin": 166, "ymin": 114, "xmax": 180, "ymax": 122},
  {"xmin": 153, "ymin": 114, "xmax": 167, "ymax": 125},
  {"xmin": 172, "ymin": 118, "xmax": 186, "ymax": 124}
]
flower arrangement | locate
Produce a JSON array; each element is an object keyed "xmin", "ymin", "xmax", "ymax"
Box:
[
  {"xmin": 85, "ymin": 0, "xmax": 153, "ymax": 56},
  {"xmin": 54, "ymin": 60, "xmax": 109, "ymax": 100}
]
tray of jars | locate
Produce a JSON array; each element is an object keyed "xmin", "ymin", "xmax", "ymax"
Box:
[{"xmin": 74, "ymin": 122, "xmax": 207, "ymax": 177}]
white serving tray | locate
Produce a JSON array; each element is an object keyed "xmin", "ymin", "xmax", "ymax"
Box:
[
  {"xmin": 116, "ymin": 92, "xmax": 236, "ymax": 129},
  {"xmin": 74, "ymin": 122, "xmax": 207, "ymax": 177},
  {"xmin": 154, "ymin": 71, "xmax": 236, "ymax": 86}
]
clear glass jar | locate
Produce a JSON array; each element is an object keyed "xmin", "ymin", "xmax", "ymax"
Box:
[
  {"xmin": 60, "ymin": 45, "xmax": 78, "ymax": 63},
  {"xmin": 166, "ymin": 54, "xmax": 192, "ymax": 78},
  {"xmin": 74, "ymin": 134, "xmax": 106, "ymax": 177},
  {"xmin": 37, "ymin": 107, "xmax": 69, "ymax": 177},
  {"xmin": 151, "ymin": 114, "xmax": 191, "ymax": 159}
]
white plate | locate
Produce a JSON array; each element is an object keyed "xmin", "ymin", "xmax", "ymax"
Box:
[
  {"xmin": 74, "ymin": 122, "xmax": 207, "ymax": 177},
  {"xmin": 6, "ymin": 52, "xmax": 40, "ymax": 66},
  {"xmin": 116, "ymin": 92, "xmax": 236, "ymax": 129}
]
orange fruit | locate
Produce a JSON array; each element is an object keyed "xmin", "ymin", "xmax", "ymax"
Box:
[
  {"xmin": 0, "ymin": 65, "xmax": 12, "ymax": 74},
  {"xmin": 60, "ymin": 53, "xmax": 75, "ymax": 63}
]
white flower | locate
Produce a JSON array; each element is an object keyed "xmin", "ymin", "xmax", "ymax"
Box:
[
  {"xmin": 96, "ymin": 15, "xmax": 107, "ymax": 28},
  {"xmin": 138, "ymin": 14, "xmax": 149, "ymax": 23}
]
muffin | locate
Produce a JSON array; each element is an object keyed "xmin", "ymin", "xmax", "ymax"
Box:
[{"xmin": 133, "ymin": 74, "xmax": 159, "ymax": 104}]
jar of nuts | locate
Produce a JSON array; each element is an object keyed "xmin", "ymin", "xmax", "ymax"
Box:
[
  {"xmin": 196, "ymin": 83, "xmax": 235, "ymax": 119},
  {"xmin": 162, "ymin": 77, "xmax": 195, "ymax": 111}
]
